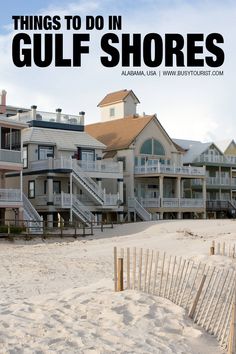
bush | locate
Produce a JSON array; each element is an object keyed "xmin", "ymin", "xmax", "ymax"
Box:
[{"xmin": 0, "ymin": 225, "xmax": 26, "ymax": 234}]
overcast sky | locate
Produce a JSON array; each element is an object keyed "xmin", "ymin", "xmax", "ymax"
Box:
[{"xmin": 0, "ymin": 0, "xmax": 235, "ymax": 142}]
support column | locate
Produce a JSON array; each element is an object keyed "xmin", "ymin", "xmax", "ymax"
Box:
[
  {"xmin": 117, "ymin": 178, "xmax": 124, "ymax": 203},
  {"xmin": 159, "ymin": 176, "xmax": 163, "ymax": 219},
  {"xmin": 203, "ymin": 178, "xmax": 207, "ymax": 219},
  {"xmin": 96, "ymin": 178, "xmax": 102, "ymax": 190},
  {"xmin": 70, "ymin": 172, "xmax": 73, "ymax": 223},
  {"xmin": 176, "ymin": 177, "xmax": 181, "ymax": 219},
  {"xmin": 47, "ymin": 175, "xmax": 54, "ymax": 228}
]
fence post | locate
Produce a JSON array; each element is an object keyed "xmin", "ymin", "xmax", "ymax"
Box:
[
  {"xmin": 210, "ymin": 241, "xmax": 215, "ymax": 255},
  {"xmin": 117, "ymin": 258, "xmax": 124, "ymax": 291},
  {"xmin": 228, "ymin": 283, "xmax": 236, "ymax": 354},
  {"xmin": 114, "ymin": 247, "xmax": 117, "ymax": 291},
  {"xmin": 91, "ymin": 222, "xmax": 93, "ymax": 235},
  {"xmin": 189, "ymin": 274, "xmax": 206, "ymax": 319},
  {"xmin": 7, "ymin": 221, "xmax": 10, "ymax": 235}
]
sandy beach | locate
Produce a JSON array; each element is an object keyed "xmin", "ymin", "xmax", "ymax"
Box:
[{"xmin": 1, "ymin": 219, "xmax": 235, "ymax": 353}]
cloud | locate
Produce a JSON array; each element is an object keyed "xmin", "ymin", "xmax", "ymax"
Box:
[{"xmin": 0, "ymin": 0, "xmax": 235, "ymax": 142}]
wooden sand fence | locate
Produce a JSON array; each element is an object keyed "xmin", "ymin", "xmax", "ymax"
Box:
[
  {"xmin": 114, "ymin": 246, "xmax": 236, "ymax": 353},
  {"xmin": 209, "ymin": 240, "xmax": 236, "ymax": 258}
]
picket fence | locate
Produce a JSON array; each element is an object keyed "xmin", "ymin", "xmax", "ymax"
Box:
[{"xmin": 114, "ymin": 246, "xmax": 236, "ymax": 353}]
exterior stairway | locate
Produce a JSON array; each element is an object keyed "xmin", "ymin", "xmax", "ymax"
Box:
[
  {"xmin": 72, "ymin": 196, "xmax": 95, "ymax": 226},
  {"xmin": 23, "ymin": 194, "xmax": 43, "ymax": 233},
  {"xmin": 128, "ymin": 197, "xmax": 152, "ymax": 221},
  {"xmin": 72, "ymin": 160, "xmax": 104, "ymax": 205}
]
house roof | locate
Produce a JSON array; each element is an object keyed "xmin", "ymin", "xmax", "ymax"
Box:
[
  {"xmin": 97, "ymin": 89, "xmax": 140, "ymax": 107},
  {"xmin": 173, "ymin": 139, "xmax": 224, "ymax": 163},
  {"xmin": 85, "ymin": 115, "xmax": 155, "ymax": 151},
  {"xmin": 22, "ymin": 127, "xmax": 106, "ymax": 150},
  {"xmin": 214, "ymin": 139, "xmax": 235, "ymax": 153}
]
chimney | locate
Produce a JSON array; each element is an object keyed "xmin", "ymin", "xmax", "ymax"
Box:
[
  {"xmin": 31, "ymin": 105, "xmax": 37, "ymax": 120},
  {"xmin": 56, "ymin": 108, "xmax": 62, "ymax": 122},
  {"xmin": 0, "ymin": 90, "xmax": 7, "ymax": 114},
  {"xmin": 79, "ymin": 111, "xmax": 85, "ymax": 125},
  {"xmin": 17, "ymin": 109, "xmax": 23, "ymax": 120}
]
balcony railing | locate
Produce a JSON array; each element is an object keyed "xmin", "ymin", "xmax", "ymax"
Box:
[
  {"xmin": 28, "ymin": 158, "xmax": 122, "ymax": 175},
  {"xmin": 138, "ymin": 197, "xmax": 204, "ymax": 208},
  {"xmin": 134, "ymin": 164, "xmax": 205, "ymax": 176},
  {"xmin": 0, "ymin": 188, "xmax": 21, "ymax": 202},
  {"xmin": 162, "ymin": 198, "xmax": 205, "ymax": 208},
  {"xmin": 78, "ymin": 160, "xmax": 123, "ymax": 174},
  {"xmin": 192, "ymin": 177, "xmax": 236, "ymax": 187},
  {"xmin": 195, "ymin": 154, "xmax": 236, "ymax": 164},
  {"xmin": 0, "ymin": 149, "xmax": 21, "ymax": 164},
  {"xmin": 140, "ymin": 197, "xmax": 160, "ymax": 208},
  {"xmin": 9, "ymin": 110, "xmax": 84, "ymax": 126}
]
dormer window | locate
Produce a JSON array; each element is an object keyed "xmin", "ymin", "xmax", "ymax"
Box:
[{"xmin": 110, "ymin": 107, "xmax": 115, "ymax": 117}]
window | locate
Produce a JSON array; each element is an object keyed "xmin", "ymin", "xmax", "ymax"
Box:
[
  {"xmin": 28, "ymin": 181, "xmax": 35, "ymax": 198},
  {"xmin": 53, "ymin": 181, "xmax": 61, "ymax": 194},
  {"xmin": 140, "ymin": 139, "xmax": 165, "ymax": 156},
  {"xmin": 81, "ymin": 149, "xmax": 94, "ymax": 161},
  {"xmin": 38, "ymin": 145, "xmax": 54, "ymax": 160},
  {"xmin": 44, "ymin": 181, "xmax": 61, "ymax": 194},
  {"xmin": 110, "ymin": 107, "xmax": 115, "ymax": 117},
  {"xmin": 23, "ymin": 146, "xmax": 28, "ymax": 168}
]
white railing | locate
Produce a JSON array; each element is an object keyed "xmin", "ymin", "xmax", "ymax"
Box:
[
  {"xmin": 226, "ymin": 155, "xmax": 236, "ymax": 164},
  {"xmin": 0, "ymin": 188, "xmax": 21, "ymax": 202},
  {"xmin": 72, "ymin": 160, "xmax": 104, "ymax": 202},
  {"xmin": 29, "ymin": 160, "xmax": 50, "ymax": 171},
  {"xmin": 134, "ymin": 164, "xmax": 205, "ymax": 176},
  {"xmin": 72, "ymin": 196, "xmax": 94, "ymax": 223},
  {"xmin": 206, "ymin": 177, "xmax": 231, "ymax": 186},
  {"xmin": 22, "ymin": 194, "xmax": 43, "ymax": 223},
  {"xmin": 9, "ymin": 110, "xmax": 84, "ymax": 126},
  {"xmin": 162, "ymin": 198, "xmax": 204, "ymax": 208},
  {"xmin": 77, "ymin": 160, "xmax": 122, "ymax": 174},
  {"xmin": 128, "ymin": 198, "xmax": 152, "ymax": 221},
  {"xmin": 104, "ymin": 193, "xmax": 119, "ymax": 206},
  {"xmin": 0, "ymin": 149, "xmax": 21, "ymax": 164},
  {"xmin": 196, "ymin": 155, "xmax": 227, "ymax": 163},
  {"xmin": 140, "ymin": 197, "xmax": 160, "ymax": 208}
]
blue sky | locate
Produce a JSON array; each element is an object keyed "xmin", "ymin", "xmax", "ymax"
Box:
[{"xmin": 0, "ymin": 0, "xmax": 235, "ymax": 141}]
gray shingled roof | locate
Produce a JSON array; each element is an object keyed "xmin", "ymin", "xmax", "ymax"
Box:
[
  {"xmin": 173, "ymin": 139, "xmax": 219, "ymax": 163},
  {"xmin": 22, "ymin": 127, "xmax": 106, "ymax": 150}
]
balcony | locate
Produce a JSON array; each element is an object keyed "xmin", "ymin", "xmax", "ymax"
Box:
[
  {"xmin": 195, "ymin": 154, "xmax": 236, "ymax": 165},
  {"xmin": 78, "ymin": 160, "xmax": 123, "ymax": 174},
  {"xmin": 0, "ymin": 188, "xmax": 22, "ymax": 205},
  {"xmin": 134, "ymin": 163, "xmax": 205, "ymax": 176},
  {"xmin": 0, "ymin": 149, "xmax": 21, "ymax": 164},
  {"xmin": 191, "ymin": 177, "xmax": 236, "ymax": 187},
  {"xmin": 35, "ymin": 192, "xmax": 119, "ymax": 208},
  {"xmin": 9, "ymin": 110, "xmax": 84, "ymax": 126},
  {"xmin": 162, "ymin": 198, "xmax": 205, "ymax": 208},
  {"xmin": 138, "ymin": 197, "xmax": 205, "ymax": 208},
  {"xmin": 29, "ymin": 158, "xmax": 122, "ymax": 175}
]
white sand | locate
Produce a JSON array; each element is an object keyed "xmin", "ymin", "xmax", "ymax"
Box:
[{"xmin": 1, "ymin": 219, "xmax": 235, "ymax": 353}]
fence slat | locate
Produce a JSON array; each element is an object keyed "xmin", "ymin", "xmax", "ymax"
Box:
[
  {"xmin": 159, "ymin": 252, "xmax": 166, "ymax": 296},
  {"xmin": 167, "ymin": 255, "xmax": 176, "ymax": 300},
  {"xmin": 189, "ymin": 274, "xmax": 206, "ymax": 319},
  {"xmin": 152, "ymin": 251, "xmax": 159, "ymax": 295},
  {"xmin": 138, "ymin": 248, "xmax": 143, "ymax": 291},
  {"xmin": 147, "ymin": 250, "xmax": 154, "ymax": 294},
  {"xmin": 114, "ymin": 247, "xmax": 117, "ymax": 292},
  {"xmin": 164, "ymin": 255, "xmax": 172, "ymax": 298},
  {"xmin": 132, "ymin": 247, "xmax": 136, "ymax": 290},
  {"xmin": 144, "ymin": 249, "xmax": 149, "ymax": 292},
  {"xmin": 127, "ymin": 248, "xmax": 130, "ymax": 289}
]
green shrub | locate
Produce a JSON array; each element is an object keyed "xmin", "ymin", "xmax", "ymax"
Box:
[{"xmin": 0, "ymin": 225, "xmax": 26, "ymax": 234}]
